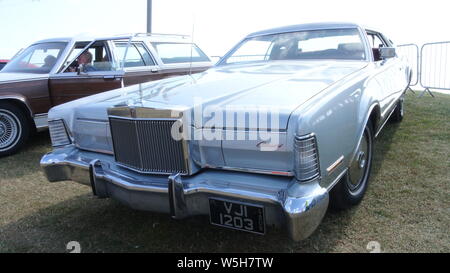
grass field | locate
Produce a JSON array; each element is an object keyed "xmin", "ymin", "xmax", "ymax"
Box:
[{"xmin": 0, "ymin": 93, "xmax": 449, "ymax": 253}]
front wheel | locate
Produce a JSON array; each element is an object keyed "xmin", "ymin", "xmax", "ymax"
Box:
[
  {"xmin": 0, "ymin": 102, "xmax": 30, "ymax": 157},
  {"xmin": 330, "ymin": 121, "xmax": 374, "ymax": 210}
]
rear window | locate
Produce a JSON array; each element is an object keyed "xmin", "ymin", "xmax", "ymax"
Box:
[{"xmin": 151, "ymin": 42, "xmax": 210, "ymax": 64}]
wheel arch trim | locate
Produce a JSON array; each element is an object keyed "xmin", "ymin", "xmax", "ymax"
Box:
[
  {"xmin": 0, "ymin": 95, "xmax": 34, "ymax": 119},
  {"xmin": 350, "ymin": 102, "xmax": 379, "ymax": 167}
]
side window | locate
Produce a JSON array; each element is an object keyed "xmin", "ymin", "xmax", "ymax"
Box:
[
  {"xmin": 135, "ymin": 43, "xmax": 155, "ymax": 66},
  {"xmin": 152, "ymin": 42, "xmax": 211, "ymax": 64},
  {"xmin": 367, "ymin": 33, "xmax": 387, "ymax": 62},
  {"xmin": 372, "ymin": 35, "xmax": 385, "ymax": 49},
  {"xmin": 114, "ymin": 42, "xmax": 155, "ymax": 68},
  {"xmin": 63, "ymin": 41, "xmax": 114, "ymax": 72}
]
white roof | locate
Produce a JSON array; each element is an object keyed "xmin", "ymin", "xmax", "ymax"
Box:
[{"xmin": 33, "ymin": 33, "xmax": 192, "ymax": 45}]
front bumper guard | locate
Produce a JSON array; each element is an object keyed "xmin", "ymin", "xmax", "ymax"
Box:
[{"xmin": 41, "ymin": 146, "xmax": 329, "ymax": 241}]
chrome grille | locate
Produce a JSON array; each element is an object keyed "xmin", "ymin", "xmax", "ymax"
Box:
[{"xmin": 109, "ymin": 117, "xmax": 188, "ymax": 174}]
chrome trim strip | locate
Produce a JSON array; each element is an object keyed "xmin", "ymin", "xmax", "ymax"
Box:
[
  {"xmin": 75, "ymin": 144, "xmax": 114, "ymax": 155},
  {"xmin": 375, "ymin": 107, "xmax": 395, "ymax": 138},
  {"xmin": 76, "ymin": 118, "xmax": 108, "ymax": 123},
  {"xmin": 108, "ymin": 115, "xmax": 178, "ymax": 121},
  {"xmin": 107, "ymin": 107, "xmax": 185, "ymax": 119},
  {"xmin": 0, "ymin": 77, "xmax": 49, "ymax": 84},
  {"xmin": 375, "ymin": 97, "xmax": 401, "ymax": 137},
  {"xmin": 211, "ymin": 165, "xmax": 294, "ymax": 177},
  {"xmin": 326, "ymin": 168, "xmax": 348, "ymax": 191},
  {"xmin": 326, "ymin": 155, "xmax": 344, "ymax": 174}
]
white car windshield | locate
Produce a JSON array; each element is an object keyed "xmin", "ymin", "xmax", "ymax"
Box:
[
  {"xmin": 222, "ymin": 28, "xmax": 366, "ymax": 64},
  {"xmin": 1, "ymin": 42, "xmax": 67, "ymax": 74}
]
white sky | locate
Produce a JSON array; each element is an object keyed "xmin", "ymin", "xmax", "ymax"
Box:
[{"xmin": 0, "ymin": 0, "xmax": 449, "ymax": 59}]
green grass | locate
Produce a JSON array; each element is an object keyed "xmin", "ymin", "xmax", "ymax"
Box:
[{"xmin": 0, "ymin": 92, "xmax": 449, "ymax": 253}]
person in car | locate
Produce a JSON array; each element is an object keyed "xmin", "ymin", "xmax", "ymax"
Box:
[
  {"xmin": 42, "ymin": 55, "xmax": 57, "ymax": 69},
  {"xmin": 68, "ymin": 51, "xmax": 97, "ymax": 72}
]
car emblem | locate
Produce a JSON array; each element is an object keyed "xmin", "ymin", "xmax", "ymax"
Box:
[{"xmin": 130, "ymin": 107, "xmax": 137, "ymax": 118}]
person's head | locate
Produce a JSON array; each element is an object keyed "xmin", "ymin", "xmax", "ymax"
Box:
[
  {"xmin": 78, "ymin": 51, "xmax": 93, "ymax": 65},
  {"xmin": 43, "ymin": 55, "xmax": 56, "ymax": 67}
]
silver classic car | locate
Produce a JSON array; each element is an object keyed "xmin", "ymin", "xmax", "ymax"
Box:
[{"xmin": 41, "ymin": 22, "xmax": 410, "ymax": 241}]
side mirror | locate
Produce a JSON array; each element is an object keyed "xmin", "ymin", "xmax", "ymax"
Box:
[{"xmin": 379, "ymin": 47, "xmax": 396, "ymax": 59}]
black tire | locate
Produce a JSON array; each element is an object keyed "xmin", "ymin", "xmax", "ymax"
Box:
[
  {"xmin": 0, "ymin": 102, "xmax": 30, "ymax": 157},
  {"xmin": 390, "ymin": 97, "xmax": 404, "ymax": 123},
  {"xmin": 330, "ymin": 121, "xmax": 374, "ymax": 210}
]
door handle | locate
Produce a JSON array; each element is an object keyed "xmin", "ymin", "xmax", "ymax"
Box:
[{"xmin": 151, "ymin": 68, "xmax": 159, "ymax": 73}]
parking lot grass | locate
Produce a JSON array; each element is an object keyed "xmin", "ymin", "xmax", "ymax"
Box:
[{"xmin": 0, "ymin": 92, "xmax": 449, "ymax": 253}]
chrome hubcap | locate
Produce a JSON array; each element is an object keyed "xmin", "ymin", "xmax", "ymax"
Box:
[
  {"xmin": 357, "ymin": 151, "xmax": 366, "ymax": 169},
  {"xmin": 348, "ymin": 130, "xmax": 370, "ymax": 192},
  {"xmin": 0, "ymin": 110, "xmax": 20, "ymax": 151}
]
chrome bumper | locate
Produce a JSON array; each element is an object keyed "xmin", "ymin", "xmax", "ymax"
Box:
[{"xmin": 40, "ymin": 145, "xmax": 329, "ymax": 241}]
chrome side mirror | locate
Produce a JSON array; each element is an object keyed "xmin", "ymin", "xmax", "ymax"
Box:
[{"xmin": 379, "ymin": 47, "xmax": 396, "ymax": 59}]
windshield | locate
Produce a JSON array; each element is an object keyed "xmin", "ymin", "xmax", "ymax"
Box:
[
  {"xmin": 1, "ymin": 42, "xmax": 67, "ymax": 74},
  {"xmin": 151, "ymin": 42, "xmax": 210, "ymax": 64},
  {"xmin": 221, "ymin": 28, "xmax": 366, "ymax": 65}
]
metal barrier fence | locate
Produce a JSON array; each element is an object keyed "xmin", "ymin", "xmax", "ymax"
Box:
[
  {"xmin": 419, "ymin": 41, "xmax": 450, "ymax": 97},
  {"xmin": 397, "ymin": 44, "xmax": 419, "ymax": 94},
  {"xmin": 397, "ymin": 42, "xmax": 450, "ymax": 97}
]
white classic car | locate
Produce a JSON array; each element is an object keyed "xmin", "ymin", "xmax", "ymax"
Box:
[{"xmin": 41, "ymin": 22, "xmax": 410, "ymax": 241}]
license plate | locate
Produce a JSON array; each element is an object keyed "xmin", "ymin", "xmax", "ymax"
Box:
[{"xmin": 209, "ymin": 198, "xmax": 265, "ymax": 235}]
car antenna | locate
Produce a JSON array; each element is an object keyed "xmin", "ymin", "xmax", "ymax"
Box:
[{"xmin": 189, "ymin": 14, "xmax": 196, "ymax": 83}]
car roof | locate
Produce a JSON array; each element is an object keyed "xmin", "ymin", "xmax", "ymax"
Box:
[
  {"xmin": 32, "ymin": 33, "xmax": 193, "ymax": 45},
  {"xmin": 246, "ymin": 22, "xmax": 362, "ymax": 38}
]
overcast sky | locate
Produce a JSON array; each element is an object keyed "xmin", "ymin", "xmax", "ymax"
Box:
[{"xmin": 0, "ymin": 0, "xmax": 449, "ymax": 59}]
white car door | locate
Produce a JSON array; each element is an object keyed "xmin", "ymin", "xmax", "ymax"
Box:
[{"xmin": 368, "ymin": 32, "xmax": 400, "ymax": 123}]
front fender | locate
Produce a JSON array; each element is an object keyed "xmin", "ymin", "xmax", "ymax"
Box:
[{"xmin": 290, "ymin": 68, "xmax": 381, "ymax": 190}]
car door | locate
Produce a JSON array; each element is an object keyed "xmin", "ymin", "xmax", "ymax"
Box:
[
  {"xmin": 367, "ymin": 31, "xmax": 400, "ymax": 123},
  {"xmin": 48, "ymin": 40, "xmax": 124, "ymax": 106},
  {"xmin": 113, "ymin": 41, "xmax": 165, "ymax": 86}
]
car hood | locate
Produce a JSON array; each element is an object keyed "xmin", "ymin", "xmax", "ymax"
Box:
[
  {"xmin": 0, "ymin": 72, "xmax": 49, "ymax": 83},
  {"xmin": 52, "ymin": 60, "xmax": 368, "ymax": 130}
]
